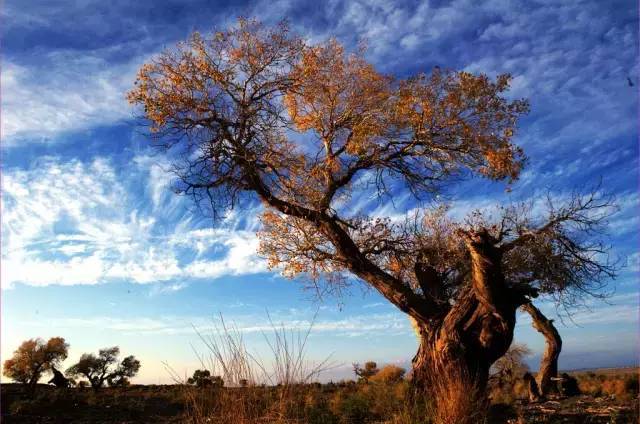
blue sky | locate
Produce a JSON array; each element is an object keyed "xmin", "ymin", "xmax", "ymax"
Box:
[{"xmin": 1, "ymin": 0, "xmax": 638, "ymax": 384}]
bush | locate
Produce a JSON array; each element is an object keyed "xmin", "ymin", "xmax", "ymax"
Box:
[
  {"xmin": 577, "ymin": 370, "xmax": 638, "ymax": 399},
  {"xmin": 335, "ymin": 392, "xmax": 372, "ymax": 424},
  {"xmin": 624, "ymin": 376, "xmax": 639, "ymax": 396},
  {"xmin": 369, "ymin": 365, "xmax": 406, "ymax": 384}
]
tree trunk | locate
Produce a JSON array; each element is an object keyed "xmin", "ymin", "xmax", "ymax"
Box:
[
  {"xmin": 523, "ymin": 372, "xmax": 542, "ymax": 402},
  {"xmin": 521, "ymin": 302, "xmax": 562, "ymax": 397},
  {"xmin": 408, "ymin": 230, "xmax": 524, "ymax": 423}
]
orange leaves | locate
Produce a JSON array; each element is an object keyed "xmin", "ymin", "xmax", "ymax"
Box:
[
  {"xmin": 258, "ymin": 209, "xmax": 340, "ymax": 281},
  {"xmin": 127, "ymin": 18, "xmax": 304, "ymax": 134},
  {"xmin": 127, "ymin": 20, "xmax": 532, "ymax": 294},
  {"xmin": 393, "ymin": 70, "xmax": 528, "ymax": 182},
  {"xmin": 284, "ymin": 39, "xmax": 391, "ymax": 146},
  {"xmin": 128, "ymin": 19, "xmax": 529, "ymax": 215},
  {"xmin": 3, "ymin": 337, "xmax": 69, "ymax": 384}
]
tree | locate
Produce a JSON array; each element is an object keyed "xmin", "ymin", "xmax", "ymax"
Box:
[
  {"xmin": 489, "ymin": 343, "xmax": 530, "ymax": 402},
  {"xmin": 353, "ymin": 361, "xmax": 379, "ymax": 383},
  {"xmin": 66, "ymin": 347, "xmax": 140, "ymax": 390},
  {"xmin": 2, "ymin": 337, "xmax": 69, "ymax": 394},
  {"xmin": 128, "ymin": 19, "xmax": 616, "ymax": 419},
  {"xmin": 187, "ymin": 369, "xmax": 224, "ymax": 388},
  {"xmin": 521, "ymin": 302, "xmax": 562, "ymax": 398}
]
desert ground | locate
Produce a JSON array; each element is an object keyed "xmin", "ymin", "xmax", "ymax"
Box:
[{"xmin": 2, "ymin": 367, "xmax": 638, "ymax": 424}]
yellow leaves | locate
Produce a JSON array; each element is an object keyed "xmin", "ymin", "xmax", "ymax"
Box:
[
  {"xmin": 127, "ymin": 18, "xmax": 305, "ymax": 136},
  {"xmin": 284, "ymin": 38, "xmax": 390, "ymax": 140},
  {"xmin": 258, "ymin": 209, "xmax": 340, "ymax": 280},
  {"xmin": 3, "ymin": 337, "xmax": 69, "ymax": 383},
  {"xmin": 483, "ymin": 145, "xmax": 523, "ymax": 181}
]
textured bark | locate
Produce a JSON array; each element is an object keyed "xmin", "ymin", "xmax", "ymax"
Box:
[
  {"xmin": 409, "ymin": 230, "xmax": 524, "ymax": 413},
  {"xmin": 524, "ymin": 372, "xmax": 542, "ymax": 402},
  {"xmin": 521, "ymin": 302, "xmax": 562, "ymax": 397}
]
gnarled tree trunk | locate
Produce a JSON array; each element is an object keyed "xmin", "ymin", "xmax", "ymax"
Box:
[
  {"xmin": 409, "ymin": 230, "xmax": 526, "ymax": 423},
  {"xmin": 521, "ymin": 302, "xmax": 562, "ymax": 397}
]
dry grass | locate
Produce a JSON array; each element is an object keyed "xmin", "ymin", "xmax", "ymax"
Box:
[
  {"xmin": 572, "ymin": 368, "xmax": 639, "ymax": 399},
  {"xmin": 2, "ymin": 368, "xmax": 638, "ymax": 423},
  {"xmin": 158, "ymin": 314, "xmax": 436, "ymax": 424},
  {"xmin": 164, "ymin": 314, "xmax": 339, "ymax": 423},
  {"xmin": 425, "ymin": 365, "xmax": 489, "ymax": 424}
]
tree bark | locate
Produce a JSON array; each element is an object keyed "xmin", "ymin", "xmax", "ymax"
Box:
[
  {"xmin": 524, "ymin": 372, "xmax": 542, "ymax": 402},
  {"xmin": 408, "ymin": 230, "xmax": 526, "ymax": 423},
  {"xmin": 521, "ymin": 302, "xmax": 562, "ymax": 397}
]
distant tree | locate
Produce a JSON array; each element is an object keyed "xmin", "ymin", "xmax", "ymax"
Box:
[
  {"xmin": 489, "ymin": 343, "xmax": 530, "ymax": 401},
  {"xmin": 187, "ymin": 369, "xmax": 211, "ymax": 387},
  {"xmin": 353, "ymin": 361, "xmax": 379, "ymax": 383},
  {"xmin": 2, "ymin": 337, "xmax": 69, "ymax": 394},
  {"xmin": 187, "ymin": 369, "xmax": 223, "ymax": 388},
  {"xmin": 66, "ymin": 347, "xmax": 140, "ymax": 390},
  {"xmin": 369, "ymin": 365, "xmax": 406, "ymax": 383},
  {"xmin": 129, "ymin": 18, "xmax": 617, "ymax": 421},
  {"xmin": 490, "ymin": 343, "xmax": 530, "ymax": 384}
]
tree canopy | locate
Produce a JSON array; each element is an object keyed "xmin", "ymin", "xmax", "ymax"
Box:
[
  {"xmin": 3, "ymin": 337, "xmax": 69, "ymax": 391},
  {"xmin": 66, "ymin": 346, "xmax": 141, "ymax": 389},
  {"xmin": 128, "ymin": 19, "xmax": 617, "ymax": 417}
]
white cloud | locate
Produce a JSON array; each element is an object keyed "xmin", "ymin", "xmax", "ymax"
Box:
[
  {"xmin": 1, "ymin": 51, "xmax": 142, "ymax": 146},
  {"xmin": 1, "ymin": 157, "xmax": 267, "ymax": 289},
  {"xmin": 627, "ymin": 252, "xmax": 640, "ymax": 273},
  {"xmin": 23, "ymin": 311, "xmax": 413, "ymax": 337}
]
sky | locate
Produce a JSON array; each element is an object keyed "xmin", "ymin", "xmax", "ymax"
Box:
[{"xmin": 1, "ymin": 0, "xmax": 638, "ymax": 384}]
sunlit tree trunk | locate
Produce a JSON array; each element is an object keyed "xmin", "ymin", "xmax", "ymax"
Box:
[
  {"xmin": 409, "ymin": 230, "xmax": 524, "ymax": 423},
  {"xmin": 521, "ymin": 302, "xmax": 562, "ymax": 397}
]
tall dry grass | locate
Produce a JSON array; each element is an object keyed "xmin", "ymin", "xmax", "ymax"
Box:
[
  {"xmin": 165, "ymin": 314, "xmax": 335, "ymax": 423},
  {"xmin": 425, "ymin": 364, "xmax": 488, "ymax": 424},
  {"xmin": 165, "ymin": 314, "xmax": 497, "ymax": 423}
]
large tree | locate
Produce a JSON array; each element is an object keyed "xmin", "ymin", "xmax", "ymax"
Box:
[
  {"xmin": 3, "ymin": 337, "xmax": 69, "ymax": 394},
  {"xmin": 128, "ymin": 19, "xmax": 615, "ymax": 419}
]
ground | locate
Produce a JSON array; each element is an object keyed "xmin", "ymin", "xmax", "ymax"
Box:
[{"xmin": 1, "ymin": 368, "xmax": 638, "ymax": 423}]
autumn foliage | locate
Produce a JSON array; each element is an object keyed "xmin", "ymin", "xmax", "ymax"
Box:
[
  {"xmin": 128, "ymin": 19, "xmax": 616, "ymax": 421},
  {"xmin": 3, "ymin": 337, "xmax": 69, "ymax": 392}
]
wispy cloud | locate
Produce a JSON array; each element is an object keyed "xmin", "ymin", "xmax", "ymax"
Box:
[
  {"xmin": 1, "ymin": 156, "xmax": 266, "ymax": 288},
  {"xmin": 22, "ymin": 311, "xmax": 414, "ymax": 338},
  {"xmin": 1, "ymin": 53, "xmax": 143, "ymax": 146}
]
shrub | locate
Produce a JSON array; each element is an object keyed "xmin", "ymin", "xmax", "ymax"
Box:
[
  {"xmin": 353, "ymin": 361, "xmax": 379, "ymax": 383},
  {"xmin": 335, "ymin": 392, "xmax": 372, "ymax": 424},
  {"xmin": 369, "ymin": 365, "xmax": 406, "ymax": 384},
  {"xmin": 624, "ymin": 376, "xmax": 639, "ymax": 396}
]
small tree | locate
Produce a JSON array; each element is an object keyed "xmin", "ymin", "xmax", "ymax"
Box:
[
  {"xmin": 187, "ymin": 369, "xmax": 223, "ymax": 388},
  {"xmin": 2, "ymin": 337, "xmax": 69, "ymax": 394},
  {"xmin": 188, "ymin": 369, "xmax": 211, "ymax": 387},
  {"xmin": 66, "ymin": 347, "xmax": 140, "ymax": 390},
  {"xmin": 353, "ymin": 361, "xmax": 379, "ymax": 383},
  {"xmin": 489, "ymin": 343, "xmax": 531, "ymax": 402}
]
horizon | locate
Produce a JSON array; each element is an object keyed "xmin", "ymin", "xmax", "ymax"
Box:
[{"xmin": 1, "ymin": 0, "xmax": 638, "ymax": 385}]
